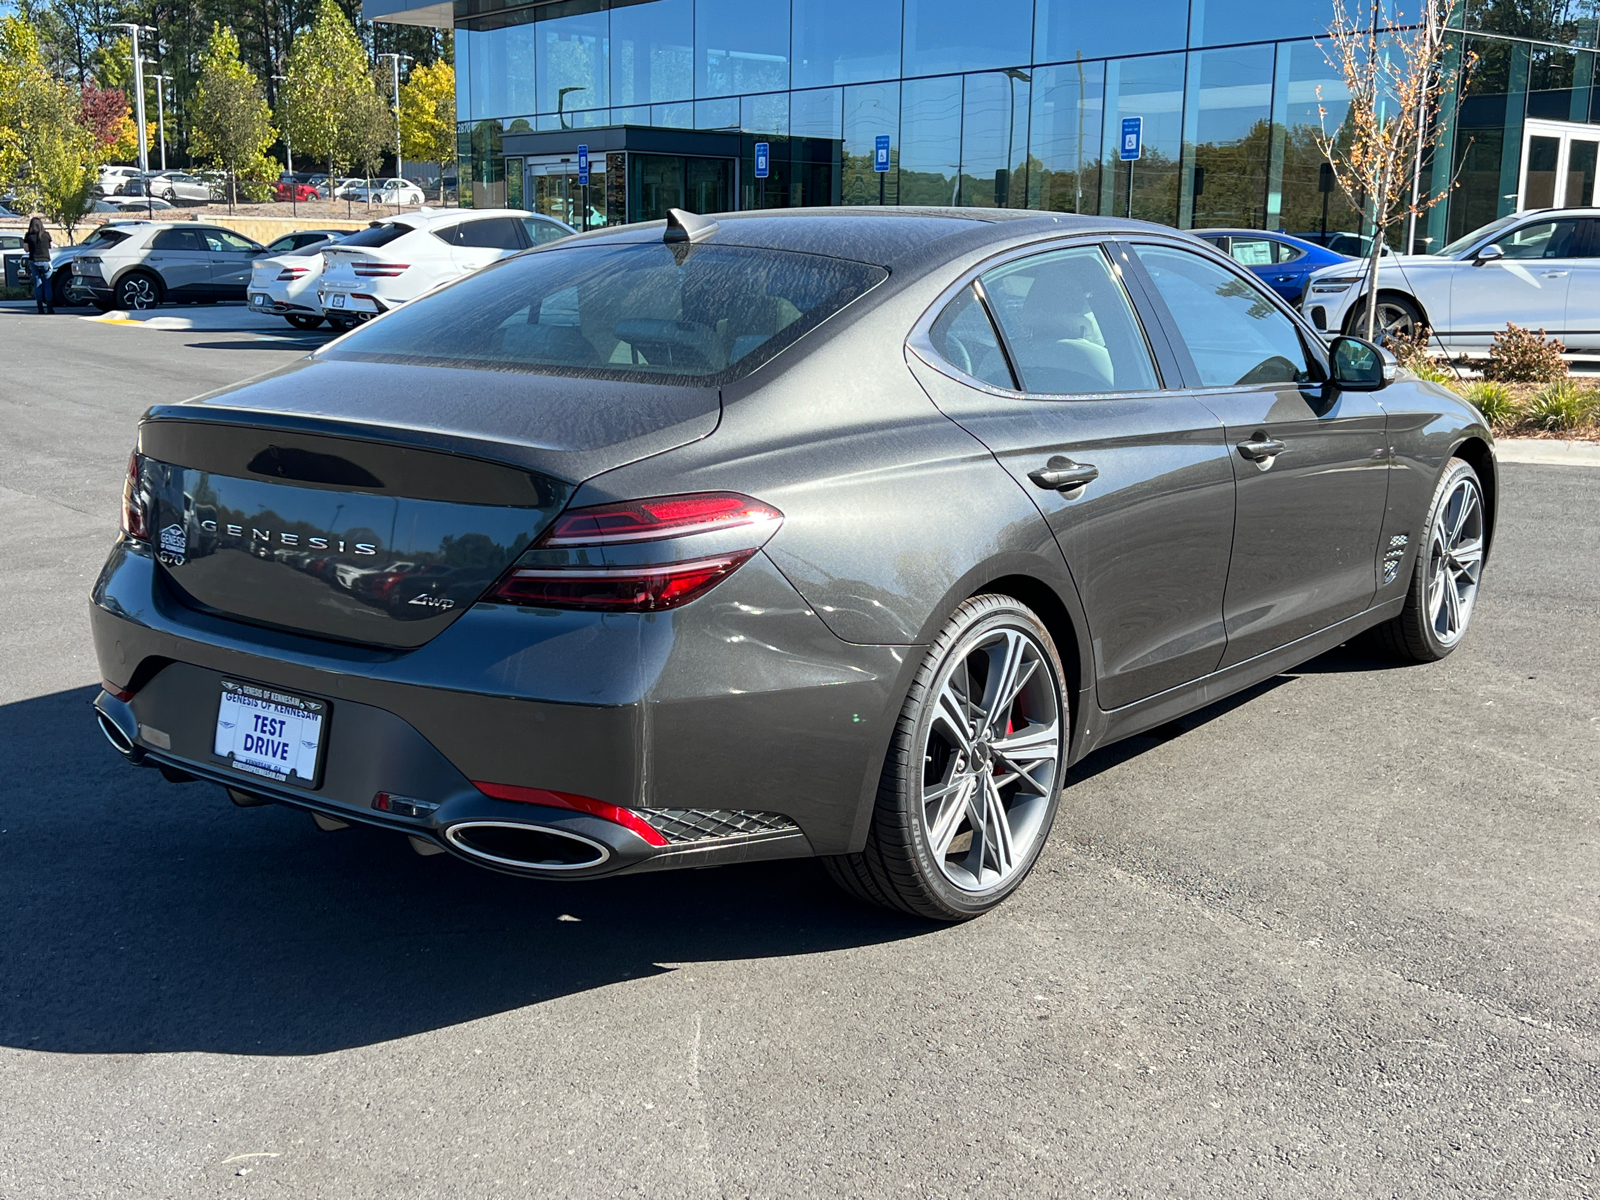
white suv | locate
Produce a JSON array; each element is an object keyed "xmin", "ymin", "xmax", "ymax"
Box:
[
  {"xmin": 68, "ymin": 221, "xmax": 265, "ymax": 309},
  {"xmin": 316, "ymin": 208, "xmax": 573, "ymax": 328}
]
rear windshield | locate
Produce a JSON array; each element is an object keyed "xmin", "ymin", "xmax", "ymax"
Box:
[
  {"xmin": 334, "ymin": 222, "xmax": 413, "ymax": 248},
  {"xmin": 85, "ymin": 228, "xmax": 131, "ymax": 248},
  {"xmin": 322, "ymin": 242, "xmax": 888, "ymax": 383}
]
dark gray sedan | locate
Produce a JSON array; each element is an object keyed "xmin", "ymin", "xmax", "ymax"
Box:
[{"xmin": 91, "ymin": 208, "xmax": 1496, "ymax": 920}]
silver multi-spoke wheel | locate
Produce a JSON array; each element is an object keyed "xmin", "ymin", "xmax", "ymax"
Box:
[
  {"xmin": 824, "ymin": 594, "xmax": 1068, "ymax": 920},
  {"xmin": 1367, "ymin": 457, "xmax": 1489, "ymax": 663},
  {"xmin": 922, "ymin": 625, "xmax": 1060, "ymax": 892},
  {"xmin": 1425, "ymin": 473, "xmax": 1484, "ymax": 647}
]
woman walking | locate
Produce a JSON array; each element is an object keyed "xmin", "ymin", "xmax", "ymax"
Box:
[{"xmin": 23, "ymin": 215, "xmax": 53, "ymax": 314}]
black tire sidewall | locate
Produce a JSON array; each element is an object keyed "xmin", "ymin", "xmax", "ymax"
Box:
[{"xmin": 893, "ymin": 597, "xmax": 1068, "ymax": 918}]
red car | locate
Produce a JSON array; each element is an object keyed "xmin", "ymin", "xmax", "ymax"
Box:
[{"xmin": 272, "ymin": 181, "xmax": 321, "ymax": 202}]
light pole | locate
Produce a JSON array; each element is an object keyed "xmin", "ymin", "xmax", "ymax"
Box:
[
  {"xmin": 1001, "ymin": 68, "xmax": 1030, "ymax": 209},
  {"xmin": 272, "ymin": 73, "xmax": 296, "ymax": 215},
  {"xmin": 106, "ymin": 25, "xmax": 156, "ymax": 173},
  {"xmin": 376, "ymin": 52, "xmax": 413, "ymax": 201},
  {"xmin": 145, "ymin": 68, "xmax": 169, "ymax": 172}
]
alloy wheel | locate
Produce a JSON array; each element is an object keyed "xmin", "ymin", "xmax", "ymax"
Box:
[
  {"xmin": 1376, "ymin": 300, "xmax": 1417, "ymax": 341},
  {"xmin": 1426, "ymin": 474, "xmax": 1484, "ymax": 646},
  {"xmin": 919, "ymin": 623, "xmax": 1062, "ymax": 892},
  {"xmin": 119, "ymin": 276, "xmax": 157, "ymax": 309}
]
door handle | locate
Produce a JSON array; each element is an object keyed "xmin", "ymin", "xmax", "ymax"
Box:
[
  {"xmin": 1236, "ymin": 437, "xmax": 1287, "ymax": 462},
  {"xmin": 1028, "ymin": 457, "xmax": 1099, "ymax": 492},
  {"xmin": 1542, "ymin": 270, "xmax": 1569, "ymax": 277}
]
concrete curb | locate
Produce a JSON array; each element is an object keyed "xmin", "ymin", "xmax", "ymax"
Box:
[{"xmin": 1495, "ymin": 438, "xmax": 1600, "ymax": 466}]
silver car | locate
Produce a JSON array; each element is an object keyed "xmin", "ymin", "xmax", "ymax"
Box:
[{"xmin": 127, "ymin": 172, "xmax": 216, "ymax": 205}]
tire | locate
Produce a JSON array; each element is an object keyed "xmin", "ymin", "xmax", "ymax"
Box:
[
  {"xmin": 1345, "ymin": 291, "xmax": 1423, "ymax": 343},
  {"xmin": 284, "ymin": 314, "xmax": 325, "ymax": 331},
  {"xmin": 824, "ymin": 593, "xmax": 1069, "ymax": 921},
  {"xmin": 114, "ymin": 271, "xmax": 162, "ymax": 310},
  {"xmin": 50, "ymin": 269, "xmax": 72, "ymax": 308},
  {"xmin": 1366, "ymin": 457, "xmax": 1486, "ymax": 663}
]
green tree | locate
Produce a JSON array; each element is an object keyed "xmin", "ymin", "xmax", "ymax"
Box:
[
  {"xmin": 0, "ymin": 14, "xmax": 102, "ymax": 239},
  {"xmin": 191, "ymin": 24, "xmax": 276, "ymax": 209},
  {"xmin": 279, "ymin": 0, "xmax": 374, "ymax": 180},
  {"xmin": 400, "ymin": 58, "xmax": 454, "ymax": 202},
  {"xmin": 341, "ymin": 81, "xmax": 393, "ymax": 183}
]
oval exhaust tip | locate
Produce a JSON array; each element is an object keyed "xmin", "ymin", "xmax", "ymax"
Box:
[
  {"xmin": 445, "ymin": 821, "xmax": 611, "ymax": 871},
  {"xmin": 97, "ymin": 711, "xmax": 143, "ymax": 761}
]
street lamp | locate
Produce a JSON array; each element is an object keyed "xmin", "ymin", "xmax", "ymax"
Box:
[
  {"xmin": 103, "ymin": 24, "xmax": 157, "ymax": 176},
  {"xmin": 144, "ymin": 67, "xmax": 169, "ymax": 172},
  {"xmin": 1001, "ymin": 68, "xmax": 1030, "ymax": 209},
  {"xmin": 376, "ymin": 52, "xmax": 413, "ymax": 200}
]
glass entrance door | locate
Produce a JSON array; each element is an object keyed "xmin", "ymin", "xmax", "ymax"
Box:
[
  {"xmin": 522, "ymin": 155, "xmax": 608, "ymax": 231},
  {"xmin": 1520, "ymin": 119, "xmax": 1600, "ymax": 210}
]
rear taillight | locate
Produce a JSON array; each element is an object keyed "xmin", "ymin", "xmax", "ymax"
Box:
[
  {"xmin": 120, "ymin": 452, "xmax": 147, "ymax": 541},
  {"xmin": 352, "ymin": 261, "xmax": 409, "ymax": 277},
  {"xmin": 485, "ymin": 492, "xmax": 783, "ymax": 613},
  {"xmin": 276, "ymin": 266, "xmax": 309, "ymax": 280}
]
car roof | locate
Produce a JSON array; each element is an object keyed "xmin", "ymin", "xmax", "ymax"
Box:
[{"xmin": 568, "ymin": 206, "xmax": 1172, "ymax": 272}]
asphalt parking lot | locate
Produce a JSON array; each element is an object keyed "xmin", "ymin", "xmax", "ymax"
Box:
[{"xmin": 1, "ymin": 302, "xmax": 1597, "ymax": 1199}]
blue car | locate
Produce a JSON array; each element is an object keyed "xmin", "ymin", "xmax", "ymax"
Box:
[{"xmin": 1191, "ymin": 229, "xmax": 1353, "ymax": 305}]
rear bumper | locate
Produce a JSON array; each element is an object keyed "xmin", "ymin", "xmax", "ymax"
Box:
[
  {"xmin": 91, "ymin": 538, "xmax": 915, "ymax": 877},
  {"xmin": 69, "ymin": 278, "xmax": 112, "ymax": 303}
]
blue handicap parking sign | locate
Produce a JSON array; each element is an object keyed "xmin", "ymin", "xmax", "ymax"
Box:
[
  {"xmin": 755, "ymin": 142, "xmax": 770, "ymax": 179},
  {"xmin": 874, "ymin": 135, "xmax": 891, "ymax": 173},
  {"xmin": 1119, "ymin": 117, "xmax": 1142, "ymax": 161},
  {"xmin": 577, "ymin": 144, "xmax": 589, "ymax": 185}
]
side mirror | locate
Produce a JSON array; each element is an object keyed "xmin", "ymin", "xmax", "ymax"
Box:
[
  {"xmin": 1328, "ymin": 335, "xmax": 1390, "ymax": 391},
  {"xmin": 1475, "ymin": 243, "xmax": 1504, "ymax": 264}
]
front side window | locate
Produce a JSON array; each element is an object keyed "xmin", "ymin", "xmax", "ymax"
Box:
[
  {"xmin": 929, "ymin": 285, "xmax": 1014, "ymax": 389},
  {"xmin": 1133, "ymin": 244, "xmax": 1314, "ymax": 388},
  {"xmin": 980, "ymin": 246, "xmax": 1160, "ymax": 395},
  {"xmin": 1498, "ymin": 219, "xmax": 1580, "ymax": 259},
  {"xmin": 202, "ymin": 229, "xmax": 257, "ymax": 253},
  {"xmin": 324, "ymin": 242, "xmax": 886, "ymax": 383}
]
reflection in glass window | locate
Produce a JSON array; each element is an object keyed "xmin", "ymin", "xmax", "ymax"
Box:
[
  {"xmin": 1448, "ymin": 35, "xmax": 1512, "ymax": 242},
  {"xmin": 696, "ymin": 0, "xmax": 791, "ymax": 98},
  {"xmin": 900, "ymin": 75, "xmax": 962, "ymax": 204},
  {"xmin": 456, "ymin": 33, "xmax": 470, "ymax": 120},
  {"xmin": 1030, "ymin": 61, "xmax": 1105, "ymax": 214},
  {"xmin": 903, "ymin": 0, "xmax": 1034, "ymax": 77},
  {"xmin": 535, "ymin": 7, "xmax": 608, "ymax": 115},
  {"xmin": 1185, "ymin": 45, "xmax": 1273, "ymax": 229},
  {"xmin": 930, "ymin": 286, "xmax": 1015, "ymax": 389},
  {"xmin": 961, "ymin": 71, "xmax": 1031, "ymax": 208},
  {"xmin": 695, "ymin": 97, "xmax": 739, "ymax": 128},
  {"xmin": 743, "ymin": 92, "xmax": 790, "ymax": 135},
  {"xmin": 611, "ymin": 0, "xmax": 693, "ymax": 106},
  {"xmin": 793, "ymin": 0, "xmax": 903, "ymax": 87},
  {"xmin": 791, "ymin": 87, "xmax": 843, "ymax": 138},
  {"xmin": 843, "ymin": 82, "xmax": 899, "ymax": 203},
  {"xmin": 1133, "ymin": 245, "xmax": 1312, "ymax": 388},
  {"xmin": 1274, "ymin": 40, "xmax": 1358, "ymax": 240},
  {"xmin": 469, "ymin": 28, "xmax": 503, "ymax": 121},
  {"xmin": 983, "ymin": 247, "xmax": 1159, "ymax": 394},
  {"xmin": 1498, "ymin": 219, "xmax": 1581, "ymax": 258},
  {"xmin": 1034, "ymin": 0, "xmax": 1186, "ymax": 62},
  {"xmin": 1192, "ymin": 0, "xmax": 1338, "ymax": 47},
  {"xmin": 1103, "ymin": 54, "xmax": 1185, "ymax": 225}
]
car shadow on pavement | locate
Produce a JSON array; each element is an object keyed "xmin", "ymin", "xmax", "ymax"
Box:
[{"xmin": 0, "ymin": 686, "xmax": 929, "ymax": 1058}]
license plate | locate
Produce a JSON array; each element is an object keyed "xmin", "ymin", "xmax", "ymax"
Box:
[
  {"xmin": 252, "ymin": 293, "xmax": 267, "ymax": 306},
  {"xmin": 213, "ymin": 679, "xmax": 328, "ymax": 787},
  {"xmin": 330, "ymin": 293, "xmax": 346, "ymax": 308}
]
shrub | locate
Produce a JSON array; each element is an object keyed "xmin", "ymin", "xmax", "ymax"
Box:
[
  {"xmin": 1464, "ymin": 380, "xmax": 1519, "ymax": 429},
  {"xmin": 1526, "ymin": 380, "xmax": 1599, "ymax": 431},
  {"xmin": 1484, "ymin": 323, "xmax": 1568, "ymax": 383},
  {"xmin": 1387, "ymin": 325, "xmax": 1457, "ymax": 384}
]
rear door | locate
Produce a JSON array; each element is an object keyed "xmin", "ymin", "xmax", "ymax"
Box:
[
  {"xmin": 1562, "ymin": 216, "xmax": 1600, "ymax": 350},
  {"xmin": 448, "ymin": 216, "xmax": 528, "ymax": 273},
  {"xmin": 146, "ymin": 228, "xmax": 210, "ymax": 296},
  {"xmin": 1125, "ymin": 240, "xmax": 1390, "ymax": 666},
  {"xmin": 910, "ymin": 241, "xmax": 1237, "ymax": 711}
]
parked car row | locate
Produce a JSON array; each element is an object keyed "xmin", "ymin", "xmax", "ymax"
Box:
[{"xmin": 50, "ymin": 209, "xmax": 575, "ymax": 326}]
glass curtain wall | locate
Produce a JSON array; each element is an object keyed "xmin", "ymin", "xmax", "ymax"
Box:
[{"xmin": 453, "ymin": 0, "xmax": 1600, "ymax": 241}]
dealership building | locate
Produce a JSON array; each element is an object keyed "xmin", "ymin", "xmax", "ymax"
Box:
[{"xmin": 365, "ymin": 0, "xmax": 1600, "ymax": 249}]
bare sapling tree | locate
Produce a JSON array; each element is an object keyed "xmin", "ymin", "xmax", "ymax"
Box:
[{"xmin": 1318, "ymin": 0, "xmax": 1475, "ymax": 342}]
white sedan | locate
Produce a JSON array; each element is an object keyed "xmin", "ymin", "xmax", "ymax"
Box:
[
  {"xmin": 1303, "ymin": 207, "xmax": 1600, "ymax": 350},
  {"xmin": 316, "ymin": 208, "xmax": 573, "ymax": 330},
  {"xmin": 245, "ymin": 230, "xmax": 354, "ymax": 330},
  {"xmin": 341, "ymin": 178, "xmax": 427, "ymax": 206}
]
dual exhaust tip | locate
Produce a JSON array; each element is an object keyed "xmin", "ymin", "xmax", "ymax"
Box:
[{"xmin": 99, "ymin": 709, "xmax": 611, "ymax": 873}]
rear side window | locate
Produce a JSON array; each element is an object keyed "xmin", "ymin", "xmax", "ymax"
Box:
[
  {"xmin": 980, "ymin": 247, "xmax": 1160, "ymax": 395},
  {"xmin": 929, "ymin": 286, "xmax": 1013, "ymax": 389},
  {"xmin": 440, "ymin": 217, "xmax": 526, "ymax": 250},
  {"xmin": 151, "ymin": 229, "xmax": 201, "ymax": 251},
  {"xmin": 337, "ymin": 222, "xmax": 413, "ymax": 249},
  {"xmin": 1227, "ymin": 237, "xmax": 1274, "ymax": 267},
  {"xmin": 325, "ymin": 242, "xmax": 887, "ymax": 383}
]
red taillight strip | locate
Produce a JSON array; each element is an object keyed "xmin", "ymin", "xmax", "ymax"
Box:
[
  {"xmin": 541, "ymin": 492, "xmax": 784, "ymax": 547},
  {"xmin": 351, "ymin": 261, "xmax": 409, "ymax": 277},
  {"xmin": 488, "ymin": 551, "xmax": 753, "ymax": 612},
  {"xmin": 472, "ymin": 781, "xmax": 668, "ymax": 847}
]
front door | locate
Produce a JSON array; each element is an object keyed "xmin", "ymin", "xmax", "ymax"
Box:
[
  {"xmin": 912, "ymin": 242, "xmax": 1237, "ymax": 711},
  {"xmin": 200, "ymin": 227, "xmax": 260, "ymax": 298},
  {"xmin": 1451, "ymin": 216, "xmax": 1581, "ymax": 338},
  {"xmin": 1125, "ymin": 241, "xmax": 1391, "ymax": 667}
]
